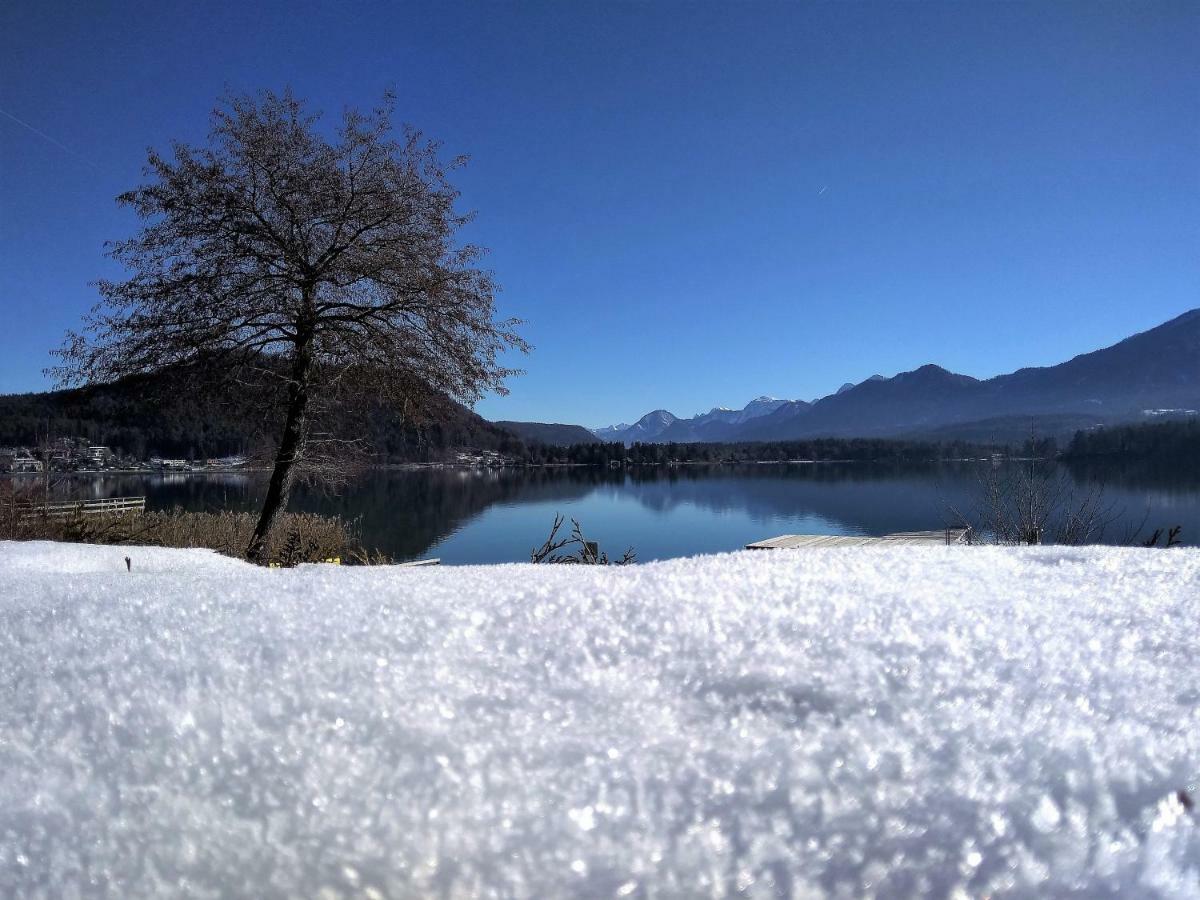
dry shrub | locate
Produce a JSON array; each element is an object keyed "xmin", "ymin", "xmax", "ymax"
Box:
[
  {"xmin": 1, "ymin": 495, "xmax": 386, "ymax": 566},
  {"xmin": 947, "ymin": 462, "xmax": 1120, "ymax": 546},
  {"xmin": 530, "ymin": 513, "xmax": 637, "ymax": 565},
  {"xmin": 0, "ymin": 479, "xmax": 48, "ymax": 542}
]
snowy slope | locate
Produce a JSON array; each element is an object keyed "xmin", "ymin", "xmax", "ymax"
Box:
[
  {"xmin": 2, "ymin": 541, "xmax": 1199, "ymax": 898},
  {"xmin": 733, "ymin": 395, "xmax": 790, "ymax": 424},
  {"xmin": 596, "ymin": 397, "xmax": 798, "ymax": 444}
]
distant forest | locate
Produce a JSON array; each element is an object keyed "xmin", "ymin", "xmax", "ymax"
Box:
[
  {"xmin": 0, "ymin": 381, "xmax": 524, "ymax": 464},
  {"xmin": 1063, "ymin": 419, "xmax": 1200, "ymax": 464},
  {"xmin": 0, "ymin": 384, "xmax": 250, "ymax": 460},
  {"xmin": 3, "ymin": 379, "xmax": 1196, "ymax": 467},
  {"xmin": 522, "ymin": 437, "xmax": 1002, "ymax": 465}
]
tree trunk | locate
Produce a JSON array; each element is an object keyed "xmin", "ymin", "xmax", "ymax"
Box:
[{"xmin": 246, "ymin": 327, "xmax": 314, "ymax": 563}]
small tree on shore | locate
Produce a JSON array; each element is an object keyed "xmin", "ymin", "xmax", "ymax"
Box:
[
  {"xmin": 948, "ymin": 460, "xmax": 1119, "ymax": 545},
  {"xmin": 53, "ymin": 89, "xmax": 526, "ymax": 562}
]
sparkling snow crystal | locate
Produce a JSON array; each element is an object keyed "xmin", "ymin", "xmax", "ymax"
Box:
[{"xmin": 1, "ymin": 541, "xmax": 1198, "ymax": 897}]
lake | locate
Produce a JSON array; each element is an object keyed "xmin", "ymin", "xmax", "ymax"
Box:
[{"xmin": 28, "ymin": 459, "xmax": 1200, "ymax": 562}]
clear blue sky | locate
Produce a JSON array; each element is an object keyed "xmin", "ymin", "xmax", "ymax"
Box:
[{"xmin": 1, "ymin": 1, "xmax": 1196, "ymax": 427}]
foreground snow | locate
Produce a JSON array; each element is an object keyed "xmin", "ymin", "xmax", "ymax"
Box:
[{"xmin": 1, "ymin": 542, "xmax": 1198, "ymax": 898}]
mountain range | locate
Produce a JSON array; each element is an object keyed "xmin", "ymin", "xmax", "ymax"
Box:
[
  {"xmin": 590, "ymin": 396, "xmax": 795, "ymax": 445},
  {"xmin": 4, "ymin": 310, "xmax": 1196, "ymax": 454},
  {"xmin": 586, "ymin": 309, "xmax": 1200, "ymax": 445}
]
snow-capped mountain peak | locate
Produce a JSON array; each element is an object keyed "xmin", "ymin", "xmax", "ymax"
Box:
[
  {"xmin": 735, "ymin": 396, "xmax": 790, "ymax": 423},
  {"xmin": 591, "ymin": 423, "xmax": 630, "ymax": 435},
  {"xmin": 592, "ymin": 396, "xmax": 796, "ymax": 442}
]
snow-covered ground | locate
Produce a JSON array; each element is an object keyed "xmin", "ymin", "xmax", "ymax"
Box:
[{"xmin": 1, "ymin": 541, "xmax": 1198, "ymax": 898}]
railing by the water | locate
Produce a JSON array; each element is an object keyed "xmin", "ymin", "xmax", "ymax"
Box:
[{"xmin": 13, "ymin": 496, "xmax": 147, "ymax": 520}]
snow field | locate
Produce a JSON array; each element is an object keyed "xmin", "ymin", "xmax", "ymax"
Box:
[{"xmin": 0, "ymin": 541, "xmax": 1198, "ymax": 898}]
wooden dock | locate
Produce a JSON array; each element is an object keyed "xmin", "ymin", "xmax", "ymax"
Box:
[{"xmin": 746, "ymin": 528, "xmax": 968, "ymax": 550}]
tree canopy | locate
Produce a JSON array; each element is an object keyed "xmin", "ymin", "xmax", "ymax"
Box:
[{"xmin": 54, "ymin": 89, "xmax": 526, "ymax": 559}]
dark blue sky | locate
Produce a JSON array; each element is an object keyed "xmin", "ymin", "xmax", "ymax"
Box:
[{"xmin": 1, "ymin": 1, "xmax": 1196, "ymax": 426}]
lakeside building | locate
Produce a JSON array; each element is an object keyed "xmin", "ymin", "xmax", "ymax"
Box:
[
  {"xmin": 1, "ymin": 440, "xmax": 126, "ymax": 473},
  {"xmin": 86, "ymin": 446, "xmax": 115, "ymax": 467},
  {"xmin": 0, "ymin": 449, "xmax": 44, "ymax": 473},
  {"xmin": 150, "ymin": 458, "xmax": 193, "ymax": 471},
  {"xmin": 2, "ymin": 440, "xmax": 249, "ymax": 474}
]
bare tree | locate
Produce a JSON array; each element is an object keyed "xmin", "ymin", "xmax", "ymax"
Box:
[
  {"xmin": 53, "ymin": 89, "xmax": 527, "ymax": 562},
  {"xmin": 948, "ymin": 460, "xmax": 1121, "ymax": 546}
]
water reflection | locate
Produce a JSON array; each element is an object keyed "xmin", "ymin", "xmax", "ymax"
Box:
[{"xmin": 13, "ymin": 460, "xmax": 1200, "ymax": 563}]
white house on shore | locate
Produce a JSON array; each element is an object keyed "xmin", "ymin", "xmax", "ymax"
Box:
[{"xmin": 0, "ymin": 449, "xmax": 44, "ymax": 473}]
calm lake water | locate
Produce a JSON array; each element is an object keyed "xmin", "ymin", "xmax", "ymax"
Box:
[{"xmin": 29, "ymin": 460, "xmax": 1200, "ymax": 562}]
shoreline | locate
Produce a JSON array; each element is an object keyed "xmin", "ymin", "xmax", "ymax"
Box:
[{"xmin": 5, "ymin": 456, "xmax": 1031, "ymax": 479}]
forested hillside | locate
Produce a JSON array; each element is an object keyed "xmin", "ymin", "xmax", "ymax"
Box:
[
  {"xmin": 0, "ymin": 378, "xmax": 525, "ymax": 463},
  {"xmin": 493, "ymin": 421, "xmax": 597, "ymax": 446},
  {"xmin": 1064, "ymin": 419, "xmax": 1200, "ymax": 464}
]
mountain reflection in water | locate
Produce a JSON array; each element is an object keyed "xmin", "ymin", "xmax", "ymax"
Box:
[{"xmin": 27, "ymin": 461, "xmax": 1200, "ymax": 563}]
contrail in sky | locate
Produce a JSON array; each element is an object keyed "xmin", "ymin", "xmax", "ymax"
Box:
[{"xmin": 0, "ymin": 106, "xmax": 99, "ymax": 170}]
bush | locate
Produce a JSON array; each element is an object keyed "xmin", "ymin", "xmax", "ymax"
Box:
[
  {"xmin": 0, "ymin": 489, "xmax": 384, "ymax": 566},
  {"xmin": 530, "ymin": 514, "xmax": 636, "ymax": 565}
]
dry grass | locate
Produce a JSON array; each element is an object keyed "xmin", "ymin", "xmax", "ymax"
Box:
[{"xmin": 1, "ymin": 483, "xmax": 385, "ymax": 565}]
